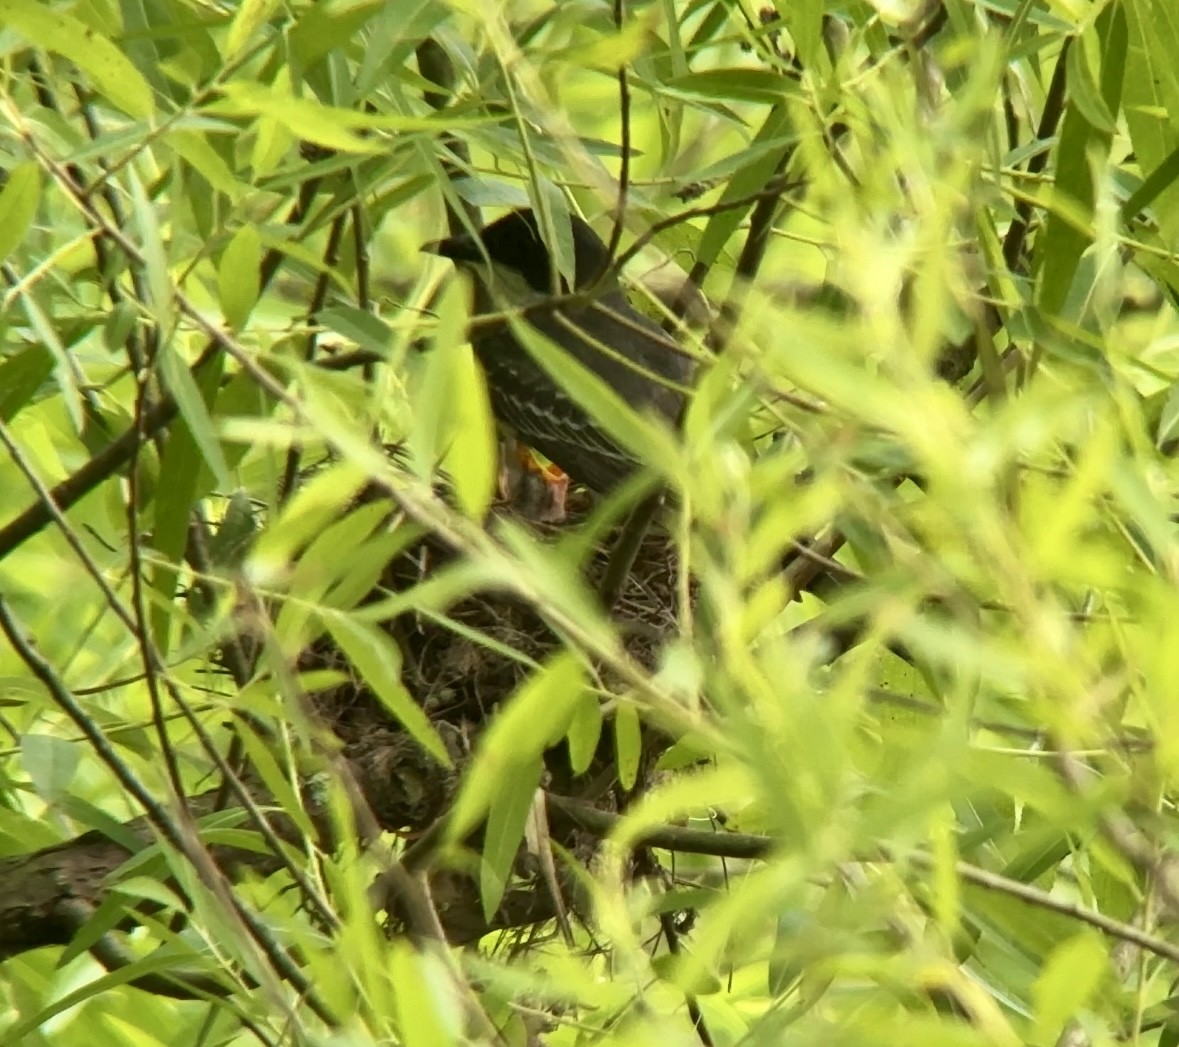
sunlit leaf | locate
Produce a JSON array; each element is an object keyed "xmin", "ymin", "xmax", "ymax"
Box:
[
  {"xmin": 0, "ymin": 164, "xmax": 40, "ymax": 262},
  {"xmin": 218, "ymin": 224, "xmax": 262, "ymax": 331},
  {"xmin": 0, "ymin": 0, "xmax": 154, "ymax": 117},
  {"xmin": 480, "ymin": 757, "xmax": 543, "ymax": 921},
  {"xmin": 323, "ymin": 614, "xmax": 451, "ymax": 766}
]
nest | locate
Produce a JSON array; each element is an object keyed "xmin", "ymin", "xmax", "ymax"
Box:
[
  {"xmin": 315, "ymin": 501, "xmax": 682, "ymax": 734},
  {"xmin": 293, "ymin": 483, "xmax": 685, "ymax": 832}
]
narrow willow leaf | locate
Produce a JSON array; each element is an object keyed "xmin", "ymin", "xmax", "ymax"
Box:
[
  {"xmin": 323, "ymin": 615, "xmax": 451, "ymax": 766},
  {"xmin": 614, "ymin": 701, "xmax": 641, "ymax": 790},
  {"xmin": 234, "ymin": 722, "xmax": 318, "ymax": 841},
  {"xmin": 158, "ymin": 345, "xmax": 230, "ymax": 490},
  {"xmin": 566, "ymin": 689, "xmax": 602, "ymax": 775},
  {"xmin": 21, "ymin": 733, "xmax": 79, "ymax": 802},
  {"xmin": 273, "ymin": 500, "xmax": 394, "ymax": 646},
  {"xmin": 1119, "ymin": 0, "xmax": 1179, "ymax": 239},
  {"xmin": 128, "ymin": 169, "xmax": 173, "ymax": 334},
  {"xmin": 1122, "ymin": 141, "xmax": 1179, "ymax": 221},
  {"xmin": 210, "ymin": 81, "xmax": 381, "ymax": 154},
  {"xmin": 289, "ymin": 1, "xmax": 386, "ymax": 67},
  {"xmin": 696, "ymin": 104, "xmax": 792, "ymax": 270},
  {"xmin": 152, "ymin": 352, "xmax": 225, "ymax": 651},
  {"xmin": 1032, "ymin": 934, "xmax": 1108, "ymax": 1044},
  {"xmin": 17, "ymin": 288, "xmax": 83, "ymax": 433},
  {"xmin": 0, "ymin": 343, "xmax": 53, "ymax": 422},
  {"xmin": 319, "ymin": 305, "xmax": 393, "ymax": 357},
  {"xmin": 0, "ymin": 0, "xmax": 154, "ymax": 118},
  {"xmin": 390, "ymin": 943, "xmax": 464, "ymax": 1046},
  {"xmin": 419, "ymin": 280, "xmax": 496, "ymax": 519},
  {"xmin": 664, "ymin": 68, "xmax": 802, "ymax": 105},
  {"xmin": 481, "ymin": 758, "xmax": 543, "ymax": 921},
  {"xmin": 442, "ymin": 343, "xmax": 496, "ymax": 518},
  {"xmin": 218, "ymin": 225, "xmax": 262, "ymax": 331},
  {"xmin": 0, "ymin": 163, "xmax": 40, "ymax": 262},
  {"xmin": 1065, "ymin": 35, "xmax": 1116, "ymax": 134},
  {"xmin": 449, "ymin": 655, "xmax": 588, "ymax": 840},
  {"xmin": 1037, "ymin": 11, "xmax": 1125, "ymax": 316},
  {"xmin": 166, "ymin": 131, "xmax": 243, "ymax": 199},
  {"xmin": 226, "ymin": 0, "xmax": 281, "ymax": 59}
]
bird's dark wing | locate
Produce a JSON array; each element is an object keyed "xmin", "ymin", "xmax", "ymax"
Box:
[
  {"xmin": 471, "ymin": 324, "xmax": 637, "ymax": 493},
  {"xmin": 468, "ymin": 286, "xmax": 695, "ymax": 494}
]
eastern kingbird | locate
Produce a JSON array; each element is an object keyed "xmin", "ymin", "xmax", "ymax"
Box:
[{"xmin": 425, "ymin": 208, "xmax": 695, "ymax": 497}]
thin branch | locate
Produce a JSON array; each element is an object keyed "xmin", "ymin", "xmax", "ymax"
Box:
[
  {"xmin": 351, "ymin": 200, "xmax": 374, "ymax": 383},
  {"xmin": 127, "ymin": 349, "xmax": 187, "ymax": 804},
  {"xmin": 0, "ymin": 132, "xmax": 345, "ymax": 945},
  {"xmin": 546, "ymin": 794, "xmax": 1179, "ymax": 966},
  {"xmin": 0, "ymin": 160, "xmax": 325, "ymax": 562},
  {"xmin": 279, "ymin": 211, "xmax": 348, "ymax": 505},
  {"xmin": 598, "ymin": 489, "xmax": 665, "ymax": 612},
  {"xmin": 610, "ymin": 177, "xmax": 806, "ymax": 281},
  {"xmin": 1000, "ymin": 39, "xmax": 1071, "ymax": 272},
  {"xmin": 0, "ymin": 598, "xmax": 337, "ymax": 1027},
  {"xmin": 598, "ymin": 0, "xmax": 632, "ymax": 280},
  {"xmin": 660, "ymin": 909, "xmax": 715, "ymax": 1046}
]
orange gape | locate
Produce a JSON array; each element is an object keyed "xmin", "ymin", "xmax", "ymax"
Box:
[
  {"xmin": 514, "ymin": 443, "xmax": 570, "ymax": 523},
  {"xmin": 516, "ymin": 442, "xmax": 566, "ymax": 483}
]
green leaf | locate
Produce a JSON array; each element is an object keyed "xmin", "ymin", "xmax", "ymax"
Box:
[
  {"xmin": 554, "ymin": 21, "xmax": 650, "ymax": 71},
  {"xmin": 481, "ymin": 756, "xmax": 543, "ymax": 922},
  {"xmin": 1036, "ymin": 12, "xmax": 1126, "ymax": 316},
  {"xmin": 234, "ymin": 722, "xmax": 318, "ymax": 841},
  {"xmin": 276, "ymin": 502, "xmax": 396, "ymax": 636},
  {"xmin": 15, "ymin": 286, "xmax": 84, "ymax": 433},
  {"xmin": 218, "ymin": 224, "xmax": 262, "ymax": 330},
  {"xmin": 614, "ymin": 702, "xmax": 641, "ymax": 791},
  {"xmin": 209, "ymin": 81, "xmax": 382, "ymax": 154},
  {"xmin": 664, "ymin": 69, "xmax": 801, "ymax": 106},
  {"xmin": 696, "ymin": 104, "xmax": 792, "ymax": 271},
  {"xmin": 249, "ymin": 460, "xmax": 366, "ymax": 569},
  {"xmin": 152, "ymin": 352, "xmax": 224, "ymax": 651},
  {"xmin": 0, "ymin": 343, "xmax": 54, "ymax": 422},
  {"xmin": 441, "ymin": 343, "xmax": 496, "ymax": 519},
  {"xmin": 389, "ymin": 943, "xmax": 464, "ymax": 1046},
  {"xmin": 1123, "ymin": 0, "xmax": 1179, "ymax": 244},
  {"xmin": 21, "ymin": 733, "xmax": 79, "ymax": 802},
  {"xmin": 449, "ymin": 655, "xmax": 588, "ymax": 841},
  {"xmin": 129, "ymin": 168, "xmax": 173, "ymax": 334},
  {"xmin": 0, "ymin": 0, "xmax": 154, "ymax": 118},
  {"xmin": 322, "ymin": 614, "xmax": 451, "ymax": 766},
  {"xmin": 57, "ymin": 889, "xmax": 139, "ymax": 968},
  {"xmin": 103, "ymin": 301, "xmax": 138, "ymax": 352},
  {"xmin": 412, "ymin": 281, "xmax": 496, "ymax": 518},
  {"xmin": 166, "ymin": 131, "xmax": 243, "ymax": 199},
  {"xmin": 1032, "ymin": 933, "xmax": 1108, "ymax": 1043},
  {"xmin": 226, "ymin": 0, "xmax": 282, "ymax": 59},
  {"xmin": 1065, "ymin": 35, "xmax": 1116, "ymax": 134},
  {"xmin": 159, "ymin": 344, "xmax": 230, "ymax": 491},
  {"xmin": 1157, "ymin": 382, "xmax": 1179, "ymax": 448},
  {"xmin": 318, "ymin": 305, "xmax": 394, "ymax": 357},
  {"xmin": 0, "ymin": 163, "xmax": 40, "ymax": 262},
  {"xmin": 289, "ymin": 0, "xmax": 386, "ymax": 68},
  {"xmin": 1122, "ymin": 140, "xmax": 1179, "ymax": 221},
  {"xmin": 566, "ymin": 689, "xmax": 602, "ymax": 775}
]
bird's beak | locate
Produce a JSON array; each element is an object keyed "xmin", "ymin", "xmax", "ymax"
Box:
[{"xmin": 422, "ymin": 229, "xmax": 483, "ymax": 265}]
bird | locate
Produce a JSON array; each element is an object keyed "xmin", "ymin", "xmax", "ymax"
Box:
[{"xmin": 424, "ymin": 208, "xmax": 695, "ymax": 502}]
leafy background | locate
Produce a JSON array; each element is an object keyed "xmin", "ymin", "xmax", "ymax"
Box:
[{"xmin": 2, "ymin": 0, "xmax": 1179, "ymax": 1044}]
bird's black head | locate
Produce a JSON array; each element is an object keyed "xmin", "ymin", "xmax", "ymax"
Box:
[{"xmin": 426, "ymin": 208, "xmax": 611, "ymax": 294}]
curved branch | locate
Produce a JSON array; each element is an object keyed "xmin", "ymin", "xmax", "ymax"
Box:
[{"xmin": 546, "ymin": 793, "xmax": 1179, "ymax": 965}]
